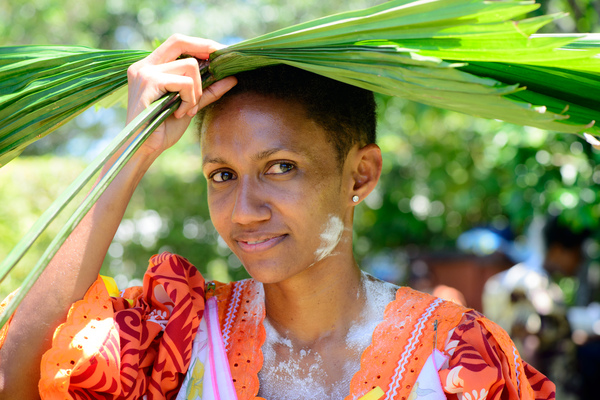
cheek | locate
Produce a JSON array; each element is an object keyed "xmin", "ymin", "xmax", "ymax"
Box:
[
  {"xmin": 311, "ymin": 178, "xmax": 345, "ymax": 215},
  {"xmin": 207, "ymin": 192, "xmax": 230, "ymax": 233}
]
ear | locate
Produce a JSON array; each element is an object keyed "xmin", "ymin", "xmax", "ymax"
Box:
[{"xmin": 348, "ymin": 143, "xmax": 382, "ymax": 205}]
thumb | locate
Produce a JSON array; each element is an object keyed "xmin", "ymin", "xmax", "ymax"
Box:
[{"xmin": 197, "ymin": 76, "xmax": 238, "ymax": 111}]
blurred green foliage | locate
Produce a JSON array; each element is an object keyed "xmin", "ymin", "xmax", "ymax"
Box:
[{"xmin": 1, "ymin": 0, "xmax": 599, "ymax": 298}]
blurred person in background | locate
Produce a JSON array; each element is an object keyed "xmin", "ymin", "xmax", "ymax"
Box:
[{"xmin": 483, "ymin": 215, "xmax": 597, "ymax": 399}]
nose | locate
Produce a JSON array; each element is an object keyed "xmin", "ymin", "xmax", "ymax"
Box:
[{"xmin": 231, "ymin": 177, "xmax": 270, "ymax": 225}]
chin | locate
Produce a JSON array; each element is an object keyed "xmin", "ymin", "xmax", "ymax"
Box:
[
  {"xmin": 240, "ymin": 259, "xmax": 306, "ymax": 285},
  {"xmin": 241, "ymin": 260, "xmax": 288, "ymax": 284},
  {"xmin": 245, "ymin": 271, "xmax": 293, "ymax": 285}
]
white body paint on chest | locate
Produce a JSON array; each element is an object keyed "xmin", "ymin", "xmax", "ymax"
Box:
[{"xmin": 257, "ymin": 272, "xmax": 397, "ymax": 400}]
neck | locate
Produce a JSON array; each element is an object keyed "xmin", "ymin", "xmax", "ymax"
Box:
[{"xmin": 262, "ymin": 252, "xmax": 364, "ymax": 345}]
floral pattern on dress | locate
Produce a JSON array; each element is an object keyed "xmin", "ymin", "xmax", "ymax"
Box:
[{"xmin": 0, "ymin": 253, "xmax": 556, "ymax": 400}]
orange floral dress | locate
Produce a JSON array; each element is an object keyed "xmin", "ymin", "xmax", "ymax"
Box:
[{"xmin": 0, "ymin": 253, "xmax": 555, "ymax": 400}]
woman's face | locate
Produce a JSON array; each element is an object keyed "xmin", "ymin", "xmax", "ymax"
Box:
[{"xmin": 200, "ymin": 93, "xmax": 353, "ymax": 284}]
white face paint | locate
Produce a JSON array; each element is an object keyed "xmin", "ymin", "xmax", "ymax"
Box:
[{"xmin": 313, "ymin": 215, "xmax": 344, "ymax": 263}]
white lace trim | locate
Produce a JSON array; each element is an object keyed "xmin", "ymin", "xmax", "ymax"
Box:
[
  {"xmin": 512, "ymin": 344, "xmax": 521, "ymax": 395},
  {"xmin": 222, "ymin": 280, "xmax": 245, "ymax": 350},
  {"xmin": 386, "ymin": 297, "xmax": 444, "ymax": 400}
]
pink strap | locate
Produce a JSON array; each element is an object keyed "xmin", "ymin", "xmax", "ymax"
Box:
[{"xmin": 206, "ymin": 296, "xmax": 238, "ymax": 399}]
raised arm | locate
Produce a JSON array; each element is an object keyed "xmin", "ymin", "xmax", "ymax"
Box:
[{"xmin": 0, "ymin": 35, "xmax": 236, "ymax": 400}]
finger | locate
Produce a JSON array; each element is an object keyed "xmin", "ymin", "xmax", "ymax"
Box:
[
  {"xmin": 153, "ymin": 58, "xmax": 202, "ymax": 105},
  {"xmin": 148, "ymin": 34, "xmax": 224, "ymax": 65},
  {"xmin": 159, "ymin": 73, "xmax": 197, "ymax": 118},
  {"xmin": 197, "ymin": 76, "xmax": 238, "ymax": 110}
]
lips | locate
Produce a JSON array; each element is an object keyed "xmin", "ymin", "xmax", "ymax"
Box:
[
  {"xmin": 246, "ymin": 238, "xmax": 270, "ymax": 245},
  {"xmin": 234, "ymin": 233, "xmax": 287, "ymax": 253}
]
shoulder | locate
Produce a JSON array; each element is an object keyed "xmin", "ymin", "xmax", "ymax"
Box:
[
  {"xmin": 391, "ymin": 286, "xmax": 470, "ymax": 318},
  {"xmin": 376, "ymin": 285, "xmax": 471, "ymax": 355}
]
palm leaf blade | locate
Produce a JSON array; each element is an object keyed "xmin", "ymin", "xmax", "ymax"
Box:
[
  {"xmin": 0, "ymin": 48, "xmax": 148, "ymax": 166},
  {"xmin": 0, "ymin": 94, "xmax": 179, "ymax": 328}
]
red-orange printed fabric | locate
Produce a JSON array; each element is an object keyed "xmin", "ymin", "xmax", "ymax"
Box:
[
  {"xmin": 0, "ymin": 253, "xmax": 556, "ymax": 400},
  {"xmin": 37, "ymin": 253, "xmax": 205, "ymax": 399},
  {"xmin": 438, "ymin": 311, "xmax": 555, "ymax": 400}
]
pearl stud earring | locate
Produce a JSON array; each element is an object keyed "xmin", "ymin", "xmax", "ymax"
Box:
[{"xmin": 352, "ymin": 195, "xmax": 359, "ymax": 203}]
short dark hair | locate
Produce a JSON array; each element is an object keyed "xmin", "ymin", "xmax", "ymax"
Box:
[
  {"xmin": 197, "ymin": 65, "xmax": 377, "ymax": 166},
  {"xmin": 543, "ymin": 215, "xmax": 590, "ymax": 249}
]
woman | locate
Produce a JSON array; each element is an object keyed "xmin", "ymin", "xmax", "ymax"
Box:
[{"xmin": 0, "ymin": 35, "xmax": 554, "ymax": 400}]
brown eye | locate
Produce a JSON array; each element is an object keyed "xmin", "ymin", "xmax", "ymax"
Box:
[
  {"xmin": 212, "ymin": 170, "xmax": 235, "ymax": 182},
  {"xmin": 266, "ymin": 162, "xmax": 295, "ymax": 175}
]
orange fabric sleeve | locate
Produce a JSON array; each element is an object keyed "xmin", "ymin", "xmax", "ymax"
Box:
[{"xmin": 37, "ymin": 252, "xmax": 205, "ymax": 400}]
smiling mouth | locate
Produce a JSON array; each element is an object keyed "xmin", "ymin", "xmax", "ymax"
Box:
[
  {"xmin": 246, "ymin": 239, "xmax": 270, "ymax": 245},
  {"xmin": 236, "ymin": 234, "xmax": 287, "ymax": 253}
]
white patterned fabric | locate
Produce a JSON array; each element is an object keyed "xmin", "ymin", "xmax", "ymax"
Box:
[
  {"xmin": 410, "ymin": 350, "xmax": 448, "ymax": 400},
  {"xmin": 177, "ymin": 297, "xmax": 238, "ymax": 400}
]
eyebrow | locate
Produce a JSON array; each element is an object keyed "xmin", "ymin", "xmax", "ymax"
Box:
[
  {"xmin": 202, "ymin": 156, "xmax": 228, "ymax": 167},
  {"xmin": 252, "ymin": 147, "xmax": 295, "ymax": 161},
  {"xmin": 202, "ymin": 147, "xmax": 305, "ymax": 167}
]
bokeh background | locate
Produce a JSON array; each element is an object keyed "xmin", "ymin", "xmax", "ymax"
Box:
[{"xmin": 1, "ymin": 0, "xmax": 600, "ymax": 398}]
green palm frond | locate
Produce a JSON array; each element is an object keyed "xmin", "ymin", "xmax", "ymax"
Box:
[
  {"xmin": 1, "ymin": 0, "xmax": 600, "ymax": 327},
  {"xmin": 0, "ymin": 46, "xmax": 149, "ymax": 167},
  {"xmin": 0, "ymin": 94, "xmax": 178, "ymax": 328}
]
